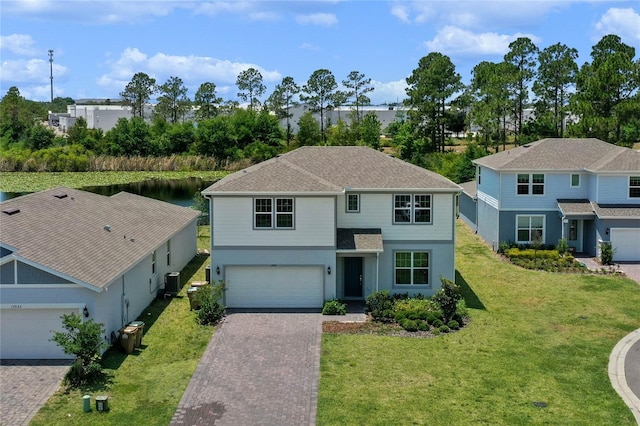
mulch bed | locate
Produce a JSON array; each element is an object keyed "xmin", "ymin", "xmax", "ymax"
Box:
[{"xmin": 322, "ymin": 317, "xmax": 468, "ymax": 338}]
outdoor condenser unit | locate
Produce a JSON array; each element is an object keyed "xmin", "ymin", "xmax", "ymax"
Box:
[{"xmin": 165, "ymin": 272, "xmax": 180, "ymax": 294}]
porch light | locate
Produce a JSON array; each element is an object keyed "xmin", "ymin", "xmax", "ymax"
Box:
[
  {"xmin": 606, "ymin": 228, "xmax": 610, "ymax": 235},
  {"xmin": 83, "ymin": 306, "xmax": 89, "ymax": 318},
  {"xmin": 216, "ymin": 266, "xmax": 220, "ymax": 275},
  {"xmin": 327, "ymin": 266, "xmax": 331, "ymax": 275}
]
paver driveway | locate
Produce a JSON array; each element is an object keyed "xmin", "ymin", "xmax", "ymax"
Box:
[
  {"xmin": 171, "ymin": 312, "xmax": 364, "ymax": 426},
  {"xmin": 0, "ymin": 359, "xmax": 70, "ymax": 426}
]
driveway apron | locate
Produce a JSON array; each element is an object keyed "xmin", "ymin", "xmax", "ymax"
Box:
[
  {"xmin": 171, "ymin": 313, "xmax": 324, "ymax": 426},
  {"xmin": 0, "ymin": 359, "xmax": 70, "ymax": 426}
]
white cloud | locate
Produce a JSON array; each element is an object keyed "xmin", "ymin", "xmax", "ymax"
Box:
[
  {"xmin": 97, "ymin": 47, "xmax": 282, "ymax": 95},
  {"xmin": 391, "ymin": 5, "xmax": 410, "ymax": 23},
  {"xmin": 595, "ymin": 8, "xmax": 640, "ymax": 43},
  {"xmin": 424, "ymin": 26, "xmax": 540, "ymax": 57},
  {"xmin": 295, "ymin": 13, "xmax": 338, "ymax": 26},
  {"xmin": 300, "ymin": 42, "xmax": 320, "ymax": 51},
  {"xmin": 370, "ymin": 79, "xmax": 408, "ymax": 105},
  {"xmin": 0, "ymin": 34, "xmax": 39, "ymax": 56},
  {"xmin": 195, "ymin": 1, "xmax": 254, "ymax": 17},
  {"xmin": 0, "ymin": 58, "xmax": 67, "ymax": 84}
]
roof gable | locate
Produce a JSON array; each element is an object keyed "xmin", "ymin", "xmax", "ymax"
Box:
[
  {"xmin": 0, "ymin": 187, "xmax": 200, "ymax": 289},
  {"xmin": 204, "ymin": 146, "xmax": 461, "ymax": 194},
  {"xmin": 474, "ymin": 138, "xmax": 640, "ymax": 172}
]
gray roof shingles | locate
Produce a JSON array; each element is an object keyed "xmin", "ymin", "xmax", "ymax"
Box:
[
  {"xmin": 592, "ymin": 203, "xmax": 640, "ymax": 219},
  {"xmin": 204, "ymin": 146, "xmax": 461, "ymax": 194},
  {"xmin": 557, "ymin": 199, "xmax": 596, "ymax": 216},
  {"xmin": 474, "ymin": 138, "xmax": 640, "ymax": 172},
  {"xmin": 337, "ymin": 228, "xmax": 383, "ymax": 252},
  {"xmin": 0, "ymin": 187, "xmax": 199, "ymax": 290}
]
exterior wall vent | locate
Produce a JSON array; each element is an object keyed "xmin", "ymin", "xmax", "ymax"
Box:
[{"xmin": 2, "ymin": 208, "xmax": 20, "ymax": 215}]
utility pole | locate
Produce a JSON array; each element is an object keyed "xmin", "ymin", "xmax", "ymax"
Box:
[{"xmin": 48, "ymin": 49, "xmax": 54, "ymax": 103}]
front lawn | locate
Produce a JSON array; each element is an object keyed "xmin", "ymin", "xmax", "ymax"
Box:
[
  {"xmin": 30, "ymin": 227, "xmax": 214, "ymax": 426},
  {"xmin": 318, "ymin": 221, "xmax": 640, "ymax": 425}
]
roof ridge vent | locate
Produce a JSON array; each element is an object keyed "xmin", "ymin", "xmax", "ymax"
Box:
[
  {"xmin": 2, "ymin": 207, "xmax": 20, "ymax": 215},
  {"xmin": 53, "ymin": 193, "xmax": 68, "ymax": 199},
  {"xmin": 104, "ymin": 225, "xmax": 112, "ymax": 232}
]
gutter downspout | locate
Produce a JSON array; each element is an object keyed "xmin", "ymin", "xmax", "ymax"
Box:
[{"xmin": 376, "ymin": 252, "xmax": 379, "ymax": 292}]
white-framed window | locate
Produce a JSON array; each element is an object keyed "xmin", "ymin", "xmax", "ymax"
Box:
[
  {"xmin": 393, "ymin": 194, "xmax": 431, "ymax": 224},
  {"xmin": 571, "ymin": 174, "xmax": 580, "ymax": 187},
  {"xmin": 516, "ymin": 215, "xmax": 545, "ymax": 244},
  {"xmin": 346, "ymin": 194, "xmax": 360, "ymax": 213},
  {"xmin": 630, "ymin": 176, "xmax": 640, "ymax": 198},
  {"xmin": 394, "ymin": 251, "xmax": 430, "ymax": 285},
  {"xmin": 517, "ymin": 173, "xmax": 544, "ymax": 195},
  {"xmin": 152, "ymin": 250, "xmax": 156, "ymax": 274},
  {"xmin": 166, "ymin": 240, "xmax": 171, "ymax": 266},
  {"xmin": 254, "ymin": 198, "xmax": 294, "ymax": 229}
]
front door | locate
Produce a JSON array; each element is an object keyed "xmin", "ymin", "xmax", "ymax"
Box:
[
  {"xmin": 344, "ymin": 257, "xmax": 363, "ymax": 298},
  {"xmin": 568, "ymin": 219, "xmax": 583, "ymax": 252}
]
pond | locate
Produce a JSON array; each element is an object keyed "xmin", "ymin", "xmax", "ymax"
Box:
[{"xmin": 0, "ymin": 177, "xmax": 214, "ymax": 207}]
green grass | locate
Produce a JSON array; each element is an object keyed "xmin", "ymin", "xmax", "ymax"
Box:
[
  {"xmin": 0, "ymin": 170, "xmax": 229, "ymax": 193},
  {"xmin": 30, "ymin": 227, "xmax": 214, "ymax": 426},
  {"xmin": 317, "ymin": 221, "xmax": 640, "ymax": 425}
]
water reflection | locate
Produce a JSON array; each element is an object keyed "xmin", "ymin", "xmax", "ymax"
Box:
[{"xmin": 0, "ymin": 177, "xmax": 213, "ymax": 207}]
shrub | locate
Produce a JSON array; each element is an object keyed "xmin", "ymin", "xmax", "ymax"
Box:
[
  {"xmin": 194, "ymin": 281, "xmax": 226, "ymax": 325},
  {"xmin": 498, "ymin": 241, "xmax": 511, "ymax": 254},
  {"xmin": 399, "ymin": 318, "xmax": 419, "ymax": 332},
  {"xmin": 556, "ymin": 238, "xmax": 569, "ymax": 256},
  {"xmin": 438, "ymin": 325, "xmax": 450, "ymax": 333},
  {"xmin": 432, "ymin": 318, "xmax": 444, "ymax": 328},
  {"xmin": 366, "ymin": 290, "xmax": 395, "ymax": 322},
  {"xmin": 600, "ymin": 242, "xmax": 615, "ymax": 265},
  {"xmin": 447, "ymin": 320, "xmax": 460, "ymax": 330},
  {"xmin": 432, "ymin": 277, "xmax": 462, "ymax": 323},
  {"xmin": 50, "ymin": 313, "xmax": 107, "ymax": 387},
  {"xmin": 394, "ymin": 298, "xmax": 440, "ymax": 322},
  {"xmin": 322, "ymin": 299, "xmax": 347, "ymax": 315}
]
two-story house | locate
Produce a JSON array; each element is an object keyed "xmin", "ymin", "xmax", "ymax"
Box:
[
  {"xmin": 202, "ymin": 146, "xmax": 461, "ymax": 309},
  {"xmin": 458, "ymin": 138, "xmax": 640, "ymax": 262}
]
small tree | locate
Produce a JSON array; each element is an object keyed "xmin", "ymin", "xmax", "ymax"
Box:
[
  {"xmin": 50, "ymin": 313, "xmax": 107, "ymax": 387},
  {"xmin": 556, "ymin": 238, "xmax": 569, "ymax": 257},
  {"xmin": 600, "ymin": 242, "xmax": 616, "ymax": 265},
  {"xmin": 432, "ymin": 277, "xmax": 462, "ymax": 323}
]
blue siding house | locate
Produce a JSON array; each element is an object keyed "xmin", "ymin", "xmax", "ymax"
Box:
[{"xmin": 459, "ymin": 138, "xmax": 640, "ymax": 262}]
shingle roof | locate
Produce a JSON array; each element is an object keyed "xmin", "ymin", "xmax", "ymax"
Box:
[
  {"xmin": 459, "ymin": 181, "xmax": 477, "ymax": 198},
  {"xmin": 592, "ymin": 203, "xmax": 640, "ymax": 219},
  {"xmin": 203, "ymin": 146, "xmax": 461, "ymax": 194},
  {"xmin": 337, "ymin": 228, "xmax": 383, "ymax": 252},
  {"xmin": 474, "ymin": 138, "xmax": 640, "ymax": 172},
  {"xmin": 0, "ymin": 187, "xmax": 199, "ymax": 290},
  {"xmin": 557, "ymin": 199, "xmax": 596, "ymax": 217}
]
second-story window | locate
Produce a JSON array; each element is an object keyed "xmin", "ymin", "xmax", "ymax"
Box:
[
  {"xmin": 517, "ymin": 174, "xmax": 544, "ymax": 195},
  {"xmin": 346, "ymin": 194, "xmax": 360, "ymax": 213},
  {"xmin": 394, "ymin": 194, "xmax": 431, "ymax": 224},
  {"xmin": 630, "ymin": 177, "xmax": 640, "ymax": 198},
  {"xmin": 571, "ymin": 174, "xmax": 580, "ymax": 187},
  {"xmin": 254, "ymin": 198, "xmax": 294, "ymax": 229}
]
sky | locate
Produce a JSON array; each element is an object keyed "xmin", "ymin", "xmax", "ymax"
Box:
[{"xmin": 1, "ymin": 0, "xmax": 639, "ymax": 106}]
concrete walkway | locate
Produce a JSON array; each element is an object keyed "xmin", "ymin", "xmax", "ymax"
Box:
[
  {"xmin": 0, "ymin": 359, "xmax": 71, "ymax": 426},
  {"xmin": 170, "ymin": 312, "xmax": 365, "ymax": 426}
]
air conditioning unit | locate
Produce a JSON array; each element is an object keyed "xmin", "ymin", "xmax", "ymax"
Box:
[{"xmin": 164, "ymin": 272, "xmax": 180, "ymax": 294}]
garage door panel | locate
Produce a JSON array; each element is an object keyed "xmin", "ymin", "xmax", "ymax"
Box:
[
  {"xmin": 0, "ymin": 308, "xmax": 76, "ymax": 359},
  {"xmin": 226, "ymin": 266, "xmax": 323, "ymax": 308},
  {"xmin": 611, "ymin": 228, "xmax": 640, "ymax": 262}
]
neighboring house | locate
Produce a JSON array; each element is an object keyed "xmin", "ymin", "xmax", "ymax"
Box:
[
  {"xmin": 459, "ymin": 138, "xmax": 640, "ymax": 262},
  {"xmin": 202, "ymin": 146, "xmax": 461, "ymax": 309},
  {"xmin": 0, "ymin": 187, "xmax": 199, "ymax": 359}
]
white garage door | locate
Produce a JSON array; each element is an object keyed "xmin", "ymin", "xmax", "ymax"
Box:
[
  {"xmin": 225, "ymin": 266, "xmax": 324, "ymax": 308},
  {"xmin": 611, "ymin": 228, "xmax": 640, "ymax": 262},
  {"xmin": 0, "ymin": 306, "xmax": 79, "ymax": 359}
]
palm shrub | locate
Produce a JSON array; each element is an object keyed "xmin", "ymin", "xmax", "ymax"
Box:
[
  {"xmin": 50, "ymin": 313, "xmax": 107, "ymax": 387},
  {"xmin": 322, "ymin": 300, "xmax": 347, "ymax": 315}
]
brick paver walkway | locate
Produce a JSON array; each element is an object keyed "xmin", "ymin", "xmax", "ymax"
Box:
[
  {"xmin": 171, "ymin": 312, "xmax": 365, "ymax": 426},
  {"xmin": 0, "ymin": 359, "xmax": 70, "ymax": 426}
]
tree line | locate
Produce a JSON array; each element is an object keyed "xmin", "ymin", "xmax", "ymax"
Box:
[{"xmin": 1, "ymin": 34, "xmax": 638, "ymax": 180}]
